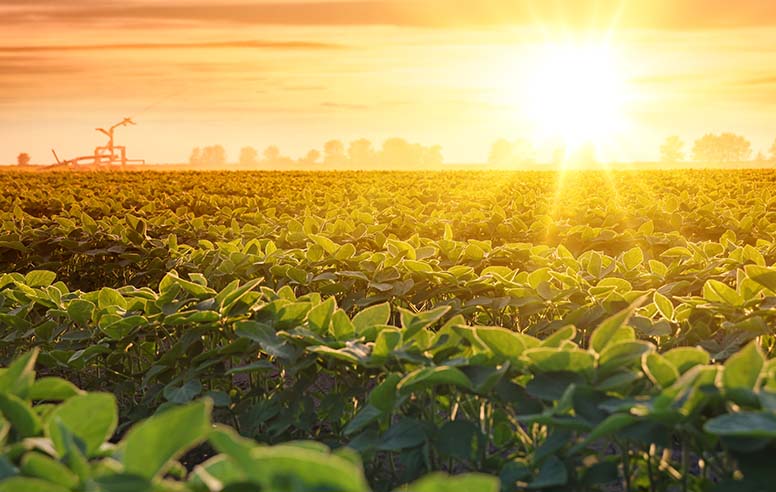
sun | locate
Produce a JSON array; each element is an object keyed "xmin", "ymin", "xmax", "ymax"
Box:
[{"xmin": 521, "ymin": 42, "xmax": 629, "ymax": 150}]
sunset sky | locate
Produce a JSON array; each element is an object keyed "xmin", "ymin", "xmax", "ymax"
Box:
[{"xmin": 2, "ymin": 0, "xmax": 776, "ymax": 165}]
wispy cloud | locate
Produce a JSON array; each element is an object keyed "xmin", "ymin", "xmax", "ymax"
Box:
[
  {"xmin": 3, "ymin": 1, "xmax": 776, "ymax": 30},
  {"xmin": 0, "ymin": 40, "xmax": 344, "ymax": 53}
]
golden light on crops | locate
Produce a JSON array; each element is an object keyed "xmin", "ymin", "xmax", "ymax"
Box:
[{"xmin": 520, "ymin": 42, "xmax": 631, "ymax": 152}]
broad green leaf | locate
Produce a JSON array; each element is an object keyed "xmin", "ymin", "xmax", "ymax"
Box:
[
  {"xmin": 702, "ymin": 279, "xmax": 744, "ymax": 306},
  {"xmin": 309, "ymin": 234, "xmax": 338, "ymax": 254},
  {"xmin": 352, "ymin": 302, "xmax": 391, "ymax": 333},
  {"xmin": 46, "ymin": 393, "xmax": 117, "ymax": 457},
  {"xmin": 29, "ymin": 377, "xmax": 82, "ymax": 401},
  {"xmin": 704, "ymin": 412, "xmax": 776, "ymax": 438},
  {"xmin": 402, "ymin": 472, "xmax": 499, "ymax": 492},
  {"xmin": 723, "ymin": 341, "xmax": 764, "ymax": 392},
  {"xmin": 0, "ymin": 393, "xmax": 41, "ymax": 438},
  {"xmin": 0, "ymin": 477, "xmax": 71, "ymax": 492},
  {"xmin": 397, "ymin": 366, "xmax": 472, "ymax": 394},
  {"xmin": 307, "ymin": 297, "xmax": 336, "ymax": 333},
  {"xmin": 643, "ymin": 353, "xmax": 679, "ymax": 388},
  {"xmin": 589, "ymin": 297, "xmax": 644, "ymax": 353},
  {"xmin": 20, "ymin": 453, "xmax": 79, "ymax": 489},
  {"xmin": 653, "ymin": 292, "xmax": 674, "ymax": 320},
  {"xmin": 122, "ymin": 399, "xmax": 212, "ymax": 479},
  {"xmin": 0, "ymin": 349, "xmax": 38, "ymax": 398},
  {"xmin": 24, "ymin": 271, "xmax": 56, "ymax": 288},
  {"xmin": 163, "ymin": 379, "xmax": 202, "ymax": 404},
  {"xmin": 400, "ymin": 306, "xmax": 450, "ymax": 339},
  {"xmin": 663, "ymin": 347, "xmax": 709, "ymax": 374},
  {"xmin": 66, "ymin": 300, "xmax": 94, "ymax": 325},
  {"xmin": 523, "ymin": 348, "xmax": 595, "ymax": 374},
  {"xmin": 745, "ymin": 265, "xmax": 776, "ymax": 292},
  {"xmin": 622, "ymin": 247, "xmax": 643, "ymax": 270},
  {"xmin": 98, "ymin": 287, "xmax": 126, "ymax": 310}
]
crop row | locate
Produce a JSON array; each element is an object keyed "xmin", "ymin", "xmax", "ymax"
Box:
[{"xmin": 2, "ymin": 269, "xmax": 776, "ymax": 490}]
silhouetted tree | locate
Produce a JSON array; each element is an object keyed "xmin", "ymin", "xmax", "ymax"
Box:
[
  {"xmin": 660, "ymin": 136, "xmax": 684, "ymax": 163},
  {"xmin": 348, "ymin": 139, "xmax": 377, "ymax": 166},
  {"xmin": 299, "ymin": 149, "xmax": 321, "ymax": 165},
  {"xmin": 189, "ymin": 147, "xmax": 202, "ymax": 165},
  {"xmin": 423, "ymin": 145, "xmax": 444, "ymax": 167},
  {"xmin": 488, "ymin": 139, "xmax": 513, "ymax": 167},
  {"xmin": 323, "ymin": 140, "xmax": 347, "ymax": 166},
  {"xmin": 201, "ymin": 145, "xmax": 227, "ymax": 166},
  {"xmin": 487, "ymin": 139, "xmax": 535, "ymax": 167},
  {"xmin": 239, "ymin": 146, "xmax": 259, "ymax": 166},
  {"xmin": 770, "ymin": 138, "xmax": 776, "ymax": 162},
  {"xmin": 263, "ymin": 146, "xmax": 280, "ymax": 163},
  {"xmin": 17, "ymin": 153, "xmax": 31, "ymax": 166},
  {"xmin": 692, "ymin": 133, "xmax": 751, "ymax": 162}
]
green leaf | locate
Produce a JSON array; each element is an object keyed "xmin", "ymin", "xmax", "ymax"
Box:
[
  {"xmin": 352, "ymin": 302, "xmax": 391, "ymax": 334},
  {"xmin": 0, "ymin": 349, "xmax": 38, "ymax": 398},
  {"xmin": 163, "ymin": 379, "xmax": 202, "ymax": 404},
  {"xmin": 0, "ymin": 477, "xmax": 71, "ymax": 492},
  {"xmin": 309, "ymin": 234, "xmax": 339, "ymax": 254},
  {"xmin": 703, "ymin": 279, "xmax": 744, "ymax": 306},
  {"xmin": 377, "ymin": 418, "xmax": 427, "ymax": 451},
  {"xmin": 0, "ymin": 393, "xmax": 42, "ymax": 438},
  {"xmin": 527, "ymin": 455, "xmax": 567, "ymax": 489},
  {"xmin": 704, "ymin": 412, "xmax": 776, "ymax": 438},
  {"xmin": 723, "ymin": 341, "xmax": 764, "ymax": 392},
  {"xmin": 307, "ymin": 297, "xmax": 336, "ymax": 334},
  {"xmin": 589, "ymin": 297, "xmax": 645, "ymax": 353},
  {"xmin": 643, "ymin": 353, "xmax": 678, "ymax": 388},
  {"xmin": 524, "ymin": 348, "xmax": 595, "ymax": 374},
  {"xmin": 331, "ymin": 309, "xmax": 356, "ymax": 340},
  {"xmin": 622, "ymin": 247, "xmax": 643, "ymax": 270},
  {"xmin": 397, "ymin": 366, "xmax": 472, "ymax": 394},
  {"xmin": 663, "ymin": 347, "xmax": 709, "ymax": 374},
  {"xmin": 46, "ymin": 392, "xmax": 117, "ymax": 457},
  {"xmin": 402, "ymin": 472, "xmax": 499, "ymax": 492},
  {"xmin": 476, "ymin": 326, "xmax": 528, "ymax": 364},
  {"xmin": 745, "ymin": 265, "xmax": 776, "ymax": 292},
  {"xmin": 122, "ymin": 399, "xmax": 212, "ymax": 479},
  {"xmin": 66, "ymin": 300, "xmax": 95, "ymax": 325},
  {"xmin": 24, "ymin": 271, "xmax": 56, "ymax": 288},
  {"xmin": 29, "ymin": 377, "xmax": 83, "ymax": 401},
  {"xmin": 570, "ymin": 413, "xmax": 638, "ymax": 454},
  {"xmin": 653, "ymin": 292, "xmax": 674, "ymax": 320},
  {"xmin": 98, "ymin": 287, "xmax": 126, "ymax": 310},
  {"xmin": 99, "ymin": 315, "xmax": 146, "ymax": 340},
  {"xmin": 20, "ymin": 453, "xmax": 79, "ymax": 489},
  {"xmin": 368, "ymin": 374, "xmax": 401, "ymax": 412},
  {"xmin": 400, "ymin": 305, "xmax": 450, "ymax": 339},
  {"xmin": 434, "ymin": 420, "xmax": 482, "ymax": 461}
]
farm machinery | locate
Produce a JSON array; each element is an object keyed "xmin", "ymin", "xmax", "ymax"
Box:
[{"xmin": 52, "ymin": 117, "xmax": 145, "ymax": 168}]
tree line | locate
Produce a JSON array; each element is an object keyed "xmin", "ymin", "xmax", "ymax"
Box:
[
  {"xmin": 659, "ymin": 133, "xmax": 776, "ymax": 164},
  {"xmin": 189, "ymin": 138, "xmax": 444, "ymax": 168}
]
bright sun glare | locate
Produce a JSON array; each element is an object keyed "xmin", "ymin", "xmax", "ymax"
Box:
[{"xmin": 522, "ymin": 43, "xmax": 629, "ymax": 151}]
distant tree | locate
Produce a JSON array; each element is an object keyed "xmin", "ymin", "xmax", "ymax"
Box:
[
  {"xmin": 200, "ymin": 145, "xmax": 227, "ymax": 166},
  {"xmin": 423, "ymin": 145, "xmax": 444, "ymax": 167},
  {"xmin": 323, "ymin": 140, "xmax": 348, "ymax": 167},
  {"xmin": 770, "ymin": 138, "xmax": 776, "ymax": 161},
  {"xmin": 692, "ymin": 133, "xmax": 751, "ymax": 162},
  {"xmin": 488, "ymin": 139, "xmax": 535, "ymax": 167},
  {"xmin": 348, "ymin": 139, "xmax": 377, "ymax": 166},
  {"xmin": 263, "ymin": 146, "xmax": 280, "ymax": 163},
  {"xmin": 755, "ymin": 151, "xmax": 766, "ymax": 163},
  {"xmin": 488, "ymin": 139, "xmax": 513, "ymax": 167},
  {"xmin": 189, "ymin": 147, "xmax": 202, "ymax": 165},
  {"xmin": 17, "ymin": 153, "xmax": 31, "ymax": 166},
  {"xmin": 239, "ymin": 146, "xmax": 259, "ymax": 166},
  {"xmin": 299, "ymin": 149, "xmax": 321, "ymax": 165},
  {"xmin": 660, "ymin": 136, "xmax": 684, "ymax": 163}
]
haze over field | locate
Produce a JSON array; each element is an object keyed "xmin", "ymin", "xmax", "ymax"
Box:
[{"xmin": 2, "ymin": 0, "xmax": 776, "ymax": 166}]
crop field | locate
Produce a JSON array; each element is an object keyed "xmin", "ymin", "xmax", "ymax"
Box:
[{"xmin": 2, "ymin": 169, "xmax": 776, "ymax": 492}]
